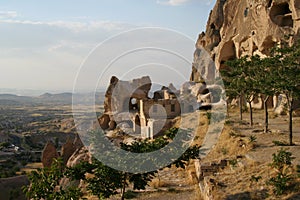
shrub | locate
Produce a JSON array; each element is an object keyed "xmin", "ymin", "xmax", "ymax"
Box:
[
  {"xmin": 221, "ymin": 147, "xmax": 228, "ymax": 155},
  {"xmin": 248, "ymin": 135, "xmax": 257, "ymax": 143},
  {"xmin": 229, "ymin": 159, "xmax": 237, "ymax": 168},
  {"xmin": 267, "ymin": 149, "xmax": 294, "ymax": 195}
]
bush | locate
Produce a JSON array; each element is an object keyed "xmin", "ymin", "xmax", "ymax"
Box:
[
  {"xmin": 248, "ymin": 135, "xmax": 257, "ymax": 143},
  {"xmin": 267, "ymin": 149, "xmax": 294, "ymax": 195},
  {"xmin": 229, "ymin": 159, "xmax": 237, "ymax": 168}
]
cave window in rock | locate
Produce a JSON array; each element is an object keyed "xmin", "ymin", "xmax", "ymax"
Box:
[
  {"xmin": 171, "ymin": 104, "xmax": 175, "ymax": 112},
  {"xmin": 135, "ymin": 115, "xmax": 141, "ymax": 126},
  {"xmin": 129, "ymin": 98, "xmax": 139, "ymax": 112},
  {"xmin": 153, "ymin": 92, "xmax": 163, "ymax": 100},
  {"xmin": 244, "ymin": 7, "xmax": 249, "ymax": 17},
  {"xmin": 219, "ymin": 40, "xmax": 237, "ymax": 71},
  {"xmin": 253, "ymin": 42, "xmax": 258, "ymax": 54},
  {"xmin": 200, "ymin": 88, "xmax": 210, "ymax": 95},
  {"xmin": 134, "ymin": 115, "xmax": 141, "ymax": 134},
  {"xmin": 269, "ymin": 2, "xmax": 293, "ymax": 27}
]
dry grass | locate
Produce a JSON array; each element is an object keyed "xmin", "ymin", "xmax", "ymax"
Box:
[{"xmin": 199, "ymin": 108, "xmax": 300, "ymax": 200}]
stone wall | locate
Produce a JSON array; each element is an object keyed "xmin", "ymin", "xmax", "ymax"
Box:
[{"xmin": 194, "ymin": 159, "xmax": 228, "ymax": 200}]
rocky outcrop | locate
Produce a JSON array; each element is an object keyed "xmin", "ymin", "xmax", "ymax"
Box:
[
  {"xmin": 66, "ymin": 147, "xmax": 91, "ymax": 168},
  {"xmin": 61, "ymin": 138, "xmax": 77, "ymax": 165},
  {"xmin": 41, "ymin": 141, "xmax": 59, "ymax": 168},
  {"xmin": 103, "ymin": 76, "xmax": 152, "ymax": 114},
  {"xmin": 99, "ymin": 76, "xmax": 152, "ymax": 130},
  {"xmin": 191, "ymin": 0, "xmax": 300, "ymax": 81},
  {"xmin": 41, "ymin": 135, "xmax": 84, "ymax": 167}
]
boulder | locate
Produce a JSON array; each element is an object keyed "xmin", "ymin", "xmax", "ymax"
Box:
[{"xmin": 41, "ymin": 141, "xmax": 59, "ymax": 168}]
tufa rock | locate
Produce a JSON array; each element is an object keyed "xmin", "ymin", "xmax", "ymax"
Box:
[
  {"xmin": 73, "ymin": 134, "xmax": 84, "ymax": 150},
  {"xmin": 103, "ymin": 76, "xmax": 151, "ymax": 113},
  {"xmin": 41, "ymin": 141, "xmax": 59, "ymax": 168},
  {"xmin": 99, "ymin": 76, "xmax": 152, "ymax": 130},
  {"xmin": 66, "ymin": 147, "xmax": 91, "ymax": 168},
  {"xmin": 192, "ymin": 0, "xmax": 300, "ymax": 81},
  {"xmin": 61, "ymin": 137, "xmax": 76, "ymax": 165}
]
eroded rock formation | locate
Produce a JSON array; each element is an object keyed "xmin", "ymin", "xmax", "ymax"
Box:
[
  {"xmin": 103, "ymin": 76, "xmax": 152, "ymax": 114},
  {"xmin": 191, "ymin": 0, "xmax": 300, "ymax": 81},
  {"xmin": 42, "ymin": 135, "xmax": 84, "ymax": 167},
  {"xmin": 41, "ymin": 141, "xmax": 59, "ymax": 168},
  {"xmin": 61, "ymin": 137, "xmax": 77, "ymax": 165}
]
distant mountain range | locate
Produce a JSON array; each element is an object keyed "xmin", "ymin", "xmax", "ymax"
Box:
[{"xmin": 0, "ymin": 92, "xmax": 105, "ymax": 106}]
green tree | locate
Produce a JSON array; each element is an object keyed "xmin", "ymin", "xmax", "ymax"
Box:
[
  {"xmin": 250, "ymin": 55, "xmax": 279, "ymax": 132},
  {"xmin": 66, "ymin": 128, "xmax": 200, "ymax": 200},
  {"xmin": 23, "ymin": 158, "xmax": 83, "ymax": 200},
  {"xmin": 270, "ymin": 41, "xmax": 300, "ymax": 145},
  {"xmin": 223, "ymin": 57, "xmax": 248, "ymax": 121},
  {"xmin": 223, "ymin": 56, "xmax": 257, "ymax": 126},
  {"xmin": 26, "ymin": 128, "xmax": 200, "ymax": 200}
]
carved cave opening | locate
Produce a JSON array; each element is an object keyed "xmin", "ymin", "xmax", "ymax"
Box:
[
  {"xmin": 134, "ymin": 115, "xmax": 141, "ymax": 134},
  {"xmin": 210, "ymin": 23, "xmax": 216, "ymax": 29},
  {"xmin": 253, "ymin": 42, "xmax": 258, "ymax": 54},
  {"xmin": 269, "ymin": 2, "xmax": 293, "ymax": 27},
  {"xmin": 219, "ymin": 40, "xmax": 237, "ymax": 70},
  {"xmin": 130, "ymin": 98, "xmax": 139, "ymax": 111}
]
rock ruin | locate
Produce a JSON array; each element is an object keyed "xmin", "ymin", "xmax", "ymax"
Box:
[{"xmin": 98, "ymin": 75, "xmax": 221, "ymax": 140}]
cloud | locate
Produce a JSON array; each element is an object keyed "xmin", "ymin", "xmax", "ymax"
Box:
[
  {"xmin": 0, "ymin": 19, "xmax": 134, "ymax": 32},
  {"xmin": 0, "ymin": 18, "xmax": 139, "ymax": 90},
  {"xmin": 0, "ymin": 11, "xmax": 18, "ymax": 18},
  {"xmin": 156, "ymin": 0, "xmax": 190, "ymax": 6},
  {"xmin": 157, "ymin": 0, "xmax": 214, "ymax": 6}
]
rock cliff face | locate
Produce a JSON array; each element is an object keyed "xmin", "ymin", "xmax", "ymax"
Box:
[{"xmin": 191, "ymin": 0, "xmax": 300, "ymax": 81}]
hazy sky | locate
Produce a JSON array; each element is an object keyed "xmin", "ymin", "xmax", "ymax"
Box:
[{"xmin": 0, "ymin": 0, "xmax": 215, "ymax": 93}]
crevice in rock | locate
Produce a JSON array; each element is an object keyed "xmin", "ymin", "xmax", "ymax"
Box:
[
  {"xmin": 252, "ymin": 42, "xmax": 258, "ymax": 54},
  {"xmin": 267, "ymin": 0, "xmax": 273, "ymax": 8},
  {"xmin": 269, "ymin": 2, "xmax": 293, "ymax": 27}
]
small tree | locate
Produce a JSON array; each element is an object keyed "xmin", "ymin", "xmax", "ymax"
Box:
[
  {"xmin": 267, "ymin": 149, "xmax": 295, "ymax": 195},
  {"xmin": 223, "ymin": 57, "xmax": 248, "ymax": 121},
  {"xmin": 251, "ymin": 55, "xmax": 280, "ymax": 133},
  {"xmin": 223, "ymin": 56, "xmax": 257, "ymax": 126},
  {"xmin": 65, "ymin": 128, "xmax": 200, "ymax": 199},
  {"xmin": 23, "ymin": 158, "xmax": 83, "ymax": 200},
  {"xmin": 271, "ymin": 41, "xmax": 300, "ymax": 145}
]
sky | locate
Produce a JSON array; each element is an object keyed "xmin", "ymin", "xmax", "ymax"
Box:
[{"xmin": 0, "ymin": 0, "xmax": 216, "ymax": 94}]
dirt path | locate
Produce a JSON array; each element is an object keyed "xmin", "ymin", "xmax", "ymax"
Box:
[{"xmin": 229, "ymin": 109, "xmax": 300, "ymax": 164}]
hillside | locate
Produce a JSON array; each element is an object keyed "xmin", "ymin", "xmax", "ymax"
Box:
[{"xmin": 191, "ymin": 0, "xmax": 300, "ymax": 81}]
